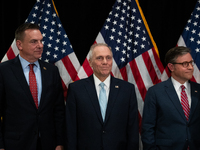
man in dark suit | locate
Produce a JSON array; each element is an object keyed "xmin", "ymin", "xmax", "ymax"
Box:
[
  {"xmin": 142, "ymin": 46, "xmax": 200, "ymax": 150},
  {"xmin": 65, "ymin": 43, "xmax": 139, "ymax": 150},
  {"xmin": 0, "ymin": 23, "xmax": 65, "ymax": 150}
]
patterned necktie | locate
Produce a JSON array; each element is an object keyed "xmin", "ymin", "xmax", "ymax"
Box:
[
  {"xmin": 99, "ymin": 82, "xmax": 107, "ymax": 121},
  {"xmin": 180, "ymin": 85, "xmax": 190, "ymax": 121},
  {"xmin": 29, "ymin": 64, "xmax": 38, "ymax": 109}
]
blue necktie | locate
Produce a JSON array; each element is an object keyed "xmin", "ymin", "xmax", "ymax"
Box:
[{"xmin": 99, "ymin": 82, "xmax": 107, "ymax": 121}]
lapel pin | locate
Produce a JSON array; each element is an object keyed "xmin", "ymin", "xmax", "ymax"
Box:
[
  {"xmin": 43, "ymin": 67, "xmax": 47, "ymax": 70},
  {"xmin": 115, "ymin": 85, "xmax": 119, "ymax": 88},
  {"xmin": 195, "ymin": 90, "xmax": 198, "ymax": 93}
]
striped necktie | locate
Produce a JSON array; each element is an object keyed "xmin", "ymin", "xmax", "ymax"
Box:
[{"xmin": 180, "ymin": 85, "xmax": 190, "ymax": 121}]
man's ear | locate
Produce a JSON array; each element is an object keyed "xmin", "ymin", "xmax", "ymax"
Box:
[
  {"xmin": 167, "ymin": 63, "xmax": 174, "ymax": 72},
  {"xmin": 16, "ymin": 40, "xmax": 22, "ymax": 51},
  {"xmin": 89, "ymin": 59, "xmax": 93, "ymax": 68}
]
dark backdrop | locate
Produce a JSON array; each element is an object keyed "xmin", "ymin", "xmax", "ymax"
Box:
[{"xmin": 0, "ymin": 0, "xmax": 197, "ymax": 67}]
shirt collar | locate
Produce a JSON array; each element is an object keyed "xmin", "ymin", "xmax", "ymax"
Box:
[
  {"xmin": 93, "ymin": 74, "xmax": 111, "ymax": 89},
  {"xmin": 171, "ymin": 77, "xmax": 189, "ymax": 91},
  {"xmin": 19, "ymin": 55, "xmax": 40, "ymax": 69}
]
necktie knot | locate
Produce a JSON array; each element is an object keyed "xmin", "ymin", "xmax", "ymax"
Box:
[
  {"xmin": 100, "ymin": 82, "xmax": 105, "ymax": 89},
  {"xmin": 29, "ymin": 64, "xmax": 35, "ymax": 71},
  {"xmin": 181, "ymin": 85, "xmax": 185, "ymax": 91}
]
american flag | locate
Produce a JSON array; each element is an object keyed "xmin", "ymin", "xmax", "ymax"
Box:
[
  {"xmin": 177, "ymin": 0, "xmax": 200, "ymax": 83},
  {"xmin": 1, "ymin": 0, "xmax": 81, "ymax": 99},
  {"xmin": 75, "ymin": 0, "xmax": 165, "ymax": 147}
]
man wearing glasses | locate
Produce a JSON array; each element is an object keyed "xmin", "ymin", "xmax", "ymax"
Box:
[{"xmin": 142, "ymin": 46, "xmax": 200, "ymax": 150}]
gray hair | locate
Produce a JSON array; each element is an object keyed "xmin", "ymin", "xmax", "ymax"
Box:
[{"xmin": 88, "ymin": 43, "xmax": 113, "ymax": 60}]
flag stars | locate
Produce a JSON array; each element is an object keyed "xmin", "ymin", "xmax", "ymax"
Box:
[
  {"xmin": 133, "ymin": 49, "xmax": 137, "ymax": 53},
  {"xmin": 52, "ymin": 13, "xmax": 56, "ymax": 17},
  {"xmin": 195, "ymin": 14, "xmax": 199, "ymax": 19},
  {"xmin": 49, "ymin": 36, "xmax": 53, "ymax": 40},
  {"xmin": 63, "ymin": 41, "xmax": 67, "ymax": 46},
  {"xmin": 122, "ymin": 50, "xmax": 126, "ymax": 54},
  {"xmin": 44, "ymin": 17, "xmax": 49, "ymax": 22},
  {"xmin": 197, "ymin": 40, "xmax": 200, "ymax": 44},
  {"xmin": 47, "ymin": 43, "xmax": 52, "ymax": 48},
  {"xmin": 115, "ymin": 13, "xmax": 119, "ymax": 18},
  {"xmin": 34, "ymin": 6, "xmax": 39, "ymax": 10},
  {"xmin": 61, "ymin": 49, "xmax": 66, "ymax": 53},
  {"xmin": 54, "ymin": 46, "xmax": 59, "ymax": 51},
  {"xmin": 118, "ymin": 31, "xmax": 122, "ymax": 36},
  {"xmin": 64, "ymin": 34, "xmax": 68, "ymax": 38},
  {"xmin": 120, "ymin": 57, "xmax": 125, "ymax": 62},
  {"xmin": 104, "ymin": 25, "xmax": 109, "ymax": 30},
  {"xmin": 190, "ymin": 37, "xmax": 195, "ymax": 42},
  {"xmin": 110, "ymin": 35, "xmax": 114, "ymax": 40},
  {"xmin": 57, "ymin": 31, "xmax": 61, "ymax": 35},
  {"xmin": 56, "ymin": 39, "xmax": 60, "ymax": 43},
  {"xmin": 47, "ymin": 3, "xmax": 51, "ymax": 7},
  {"xmin": 117, "ymin": 39, "xmax": 121, "ymax": 43},
  {"xmin": 111, "ymin": 28, "xmax": 116, "ymax": 33},
  {"xmin": 51, "ymin": 21, "xmax": 56, "ymax": 25},
  {"xmin": 50, "ymin": 28, "xmax": 54, "ymax": 33},
  {"xmin": 185, "ymin": 26, "xmax": 190, "ymax": 31},
  {"xmin": 53, "ymin": 54, "xmax": 58, "ymax": 59},
  {"xmin": 142, "ymin": 37, "xmax": 146, "ymax": 41},
  {"xmin": 44, "ymin": 59, "xmax": 49, "ymax": 63},
  {"xmin": 115, "ymin": 46, "xmax": 120, "ymax": 51},
  {"xmin": 193, "ymin": 22, "xmax": 198, "ymax": 26},
  {"xmin": 46, "ymin": 51, "xmax": 51, "ymax": 56},
  {"xmin": 43, "ymin": 25, "xmax": 47, "ymax": 30},
  {"xmin": 141, "ymin": 44, "xmax": 145, "ymax": 49},
  {"xmin": 32, "ymin": 13, "xmax": 37, "ymax": 18},
  {"xmin": 106, "ymin": 18, "xmax": 111, "ymax": 22},
  {"xmin": 136, "ymin": 26, "xmax": 141, "ymax": 31},
  {"xmin": 191, "ymin": 29, "xmax": 196, "ymax": 34}
]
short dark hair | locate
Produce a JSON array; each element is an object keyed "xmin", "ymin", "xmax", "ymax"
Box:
[
  {"xmin": 165, "ymin": 46, "xmax": 191, "ymax": 64},
  {"xmin": 15, "ymin": 23, "xmax": 40, "ymax": 41}
]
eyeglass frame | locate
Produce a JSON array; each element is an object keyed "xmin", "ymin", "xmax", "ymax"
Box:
[{"xmin": 172, "ymin": 60, "xmax": 194, "ymax": 68}]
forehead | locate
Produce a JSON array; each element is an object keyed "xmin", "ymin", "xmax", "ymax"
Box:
[{"xmin": 93, "ymin": 45, "xmax": 112, "ymax": 56}]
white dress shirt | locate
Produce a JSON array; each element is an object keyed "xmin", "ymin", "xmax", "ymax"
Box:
[
  {"xmin": 93, "ymin": 74, "xmax": 111, "ymax": 101},
  {"xmin": 171, "ymin": 77, "xmax": 191, "ymax": 108}
]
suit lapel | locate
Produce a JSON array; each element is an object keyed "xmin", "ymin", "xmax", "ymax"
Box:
[
  {"xmin": 85, "ymin": 76, "xmax": 104, "ymax": 124},
  {"xmin": 165, "ymin": 78, "xmax": 187, "ymax": 121},
  {"xmin": 188, "ymin": 81, "xmax": 200, "ymax": 122},
  {"xmin": 11, "ymin": 56, "xmax": 36, "ymax": 108},
  {"xmin": 37, "ymin": 61, "xmax": 48, "ymax": 110}
]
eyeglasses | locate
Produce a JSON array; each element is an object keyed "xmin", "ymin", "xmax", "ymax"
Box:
[{"xmin": 173, "ymin": 60, "xmax": 194, "ymax": 68}]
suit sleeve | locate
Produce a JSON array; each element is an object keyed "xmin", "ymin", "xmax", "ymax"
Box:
[
  {"xmin": 65, "ymin": 83, "xmax": 77, "ymax": 150},
  {"xmin": 0, "ymin": 68, "xmax": 5, "ymax": 149},
  {"xmin": 127, "ymin": 84, "xmax": 139, "ymax": 150},
  {"xmin": 53, "ymin": 67, "xmax": 65, "ymax": 146},
  {"xmin": 141, "ymin": 87, "xmax": 157, "ymax": 150}
]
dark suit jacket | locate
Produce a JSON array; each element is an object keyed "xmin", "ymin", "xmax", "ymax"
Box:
[
  {"xmin": 65, "ymin": 75, "xmax": 139, "ymax": 150},
  {"xmin": 142, "ymin": 78, "xmax": 200, "ymax": 150},
  {"xmin": 0, "ymin": 56, "xmax": 65, "ymax": 150}
]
